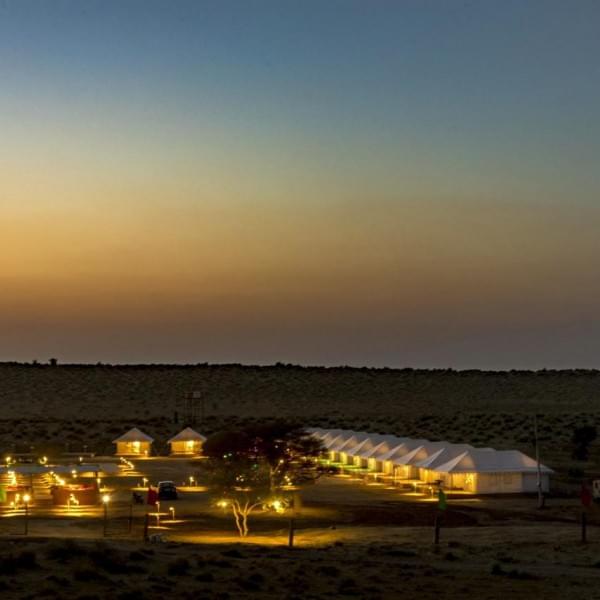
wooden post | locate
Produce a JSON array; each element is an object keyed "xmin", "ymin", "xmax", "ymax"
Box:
[
  {"xmin": 581, "ymin": 511, "xmax": 587, "ymax": 544},
  {"xmin": 288, "ymin": 517, "xmax": 295, "ymax": 548},
  {"xmin": 103, "ymin": 502, "xmax": 108, "ymax": 537},
  {"xmin": 534, "ymin": 414, "xmax": 544, "ymax": 509}
]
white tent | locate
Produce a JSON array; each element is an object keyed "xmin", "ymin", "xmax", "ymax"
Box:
[
  {"xmin": 349, "ymin": 435, "xmax": 404, "ymax": 468},
  {"xmin": 312, "ymin": 428, "xmax": 553, "ymax": 494},
  {"xmin": 364, "ymin": 438, "xmax": 410, "ymax": 471},
  {"xmin": 322, "ymin": 431, "xmax": 351, "ymax": 450},
  {"xmin": 112, "ymin": 427, "xmax": 154, "ymax": 456},
  {"xmin": 334, "ymin": 432, "xmax": 373, "ymax": 463},
  {"xmin": 414, "ymin": 444, "xmax": 477, "ymax": 483},
  {"xmin": 378, "ymin": 439, "xmax": 430, "ymax": 474},
  {"xmin": 389, "ymin": 441, "xmax": 452, "ymax": 479},
  {"xmin": 429, "ymin": 449, "xmax": 553, "ymax": 493},
  {"xmin": 168, "ymin": 427, "xmax": 207, "ymax": 455}
]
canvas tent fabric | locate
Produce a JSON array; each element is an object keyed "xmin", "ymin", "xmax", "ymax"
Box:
[
  {"xmin": 421, "ymin": 448, "xmax": 553, "ymax": 494},
  {"xmin": 168, "ymin": 427, "xmax": 206, "ymax": 455},
  {"xmin": 350, "ymin": 435, "xmax": 404, "ymax": 467},
  {"xmin": 311, "ymin": 428, "xmax": 552, "ymax": 494},
  {"xmin": 112, "ymin": 428, "xmax": 154, "ymax": 443},
  {"xmin": 113, "ymin": 428, "xmax": 154, "ymax": 456},
  {"xmin": 168, "ymin": 427, "xmax": 207, "ymax": 443}
]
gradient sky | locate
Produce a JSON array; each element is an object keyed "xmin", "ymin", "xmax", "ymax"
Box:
[{"xmin": 2, "ymin": 0, "xmax": 600, "ymax": 368}]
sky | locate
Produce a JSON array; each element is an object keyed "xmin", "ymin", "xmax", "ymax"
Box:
[{"xmin": 1, "ymin": 0, "xmax": 600, "ymax": 369}]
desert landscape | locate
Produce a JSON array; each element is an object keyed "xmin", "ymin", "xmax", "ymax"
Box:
[
  {"xmin": 1, "ymin": 362, "xmax": 599, "ymax": 485},
  {"xmin": 4, "ymin": 1, "xmax": 600, "ymax": 597},
  {"xmin": 1, "ymin": 363, "xmax": 600, "ymax": 599}
]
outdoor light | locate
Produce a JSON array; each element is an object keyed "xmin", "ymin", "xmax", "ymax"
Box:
[
  {"xmin": 143, "ymin": 477, "xmax": 148, "ymax": 487},
  {"xmin": 23, "ymin": 494, "xmax": 31, "ymax": 535},
  {"xmin": 102, "ymin": 494, "xmax": 110, "ymax": 537},
  {"xmin": 5, "ymin": 455, "xmax": 11, "ymax": 465},
  {"xmin": 169, "ymin": 506, "xmax": 175, "ymax": 520},
  {"xmin": 189, "ymin": 476, "xmax": 195, "ymax": 486}
]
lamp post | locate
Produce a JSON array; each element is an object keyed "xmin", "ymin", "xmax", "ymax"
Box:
[
  {"xmin": 23, "ymin": 494, "xmax": 31, "ymax": 535},
  {"xmin": 102, "ymin": 494, "xmax": 110, "ymax": 537}
]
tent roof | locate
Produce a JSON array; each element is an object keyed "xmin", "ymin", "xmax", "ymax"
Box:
[
  {"xmin": 168, "ymin": 427, "xmax": 207, "ymax": 443},
  {"xmin": 378, "ymin": 439, "xmax": 430, "ymax": 462},
  {"xmin": 112, "ymin": 427, "xmax": 154, "ymax": 443},
  {"xmin": 322, "ymin": 433, "xmax": 349, "ymax": 449},
  {"xmin": 432, "ymin": 449, "xmax": 553, "ymax": 474},
  {"xmin": 362, "ymin": 438, "xmax": 410, "ymax": 460},
  {"xmin": 413, "ymin": 444, "xmax": 477, "ymax": 469},
  {"xmin": 390, "ymin": 442, "xmax": 452, "ymax": 466},
  {"xmin": 332, "ymin": 432, "xmax": 372, "ymax": 453},
  {"xmin": 351, "ymin": 435, "xmax": 406, "ymax": 458},
  {"xmin": 325, "ymin": 431, "xmax": 361, "ymax": 450}
]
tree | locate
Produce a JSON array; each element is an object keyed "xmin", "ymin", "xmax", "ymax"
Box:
[
  {"xmin": 572, "ymin": 425, "xmax": 597, "ymax": 461},
  {"xmin": 202, "ymin": 423, "xmax": 324, "ymax": 537}
]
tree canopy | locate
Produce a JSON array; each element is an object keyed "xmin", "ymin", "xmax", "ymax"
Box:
[{"xmin": 202, "ymin": 423, "xmax": 325, "ymax": 536}]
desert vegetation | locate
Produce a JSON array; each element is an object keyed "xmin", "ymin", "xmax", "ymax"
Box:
[{"xmin": 1, "ymin": 363, "xmax": 600, "ymax": 485}]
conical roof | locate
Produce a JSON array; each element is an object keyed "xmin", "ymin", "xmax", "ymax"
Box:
[
  {"xmin": 168, "ymin": 427, "xmax": 207, "ymax": 443},
  {"xmin": 112, "ymin": 427, "xmax": 154, "ymax": 443}
]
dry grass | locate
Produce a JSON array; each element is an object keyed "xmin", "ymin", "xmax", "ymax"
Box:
[{"xmin": 1, "ymin": 528, "xmax": 599, "ymax": 600}]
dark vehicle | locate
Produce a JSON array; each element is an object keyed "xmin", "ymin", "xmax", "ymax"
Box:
[{"xmin": 157, "ymin": 481, "xmax": 178, "ymax": 501}]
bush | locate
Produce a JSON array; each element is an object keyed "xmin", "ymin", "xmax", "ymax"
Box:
[
  {"xmin": 572, "ymin": 425, "xmax": 597, "ymax": 461},
  {"xmin": 167, "ymin": 558, "xmax": 190, "ymax": 576},
  {"xmin": 46, "ymin": 540, "xmax": 83, "ymax": 563},
  {"xmin": 88, "ymin": 548, "xmax": 129, "ymax": 574}
]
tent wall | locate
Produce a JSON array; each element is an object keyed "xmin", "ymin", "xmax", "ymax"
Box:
[
  {"xmin": 170, "ymin": 440, "xmax": 202, "ymax": 455},
  {"xmin": 115, "ymin": 441, "xmax": 151, "ymax": 456},
  {"xmin": 394, "ymin": 465, "xmax": 417, "ymax": 479}
]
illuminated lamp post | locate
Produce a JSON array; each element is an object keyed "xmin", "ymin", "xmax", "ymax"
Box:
[
  {"xmin": 102, "ymin": 494, "xmax": 110, "ymax": 537},
  {"xmin": 23, "ymin": 494, "xmax": 31, "ymax": 535}
]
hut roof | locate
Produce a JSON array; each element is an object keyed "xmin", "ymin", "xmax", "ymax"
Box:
[
  {"xmin": 168, "ymin": 427, "xmax": 207, "ymax": 443},
  {"xmin": 112, "ymin": 428, "xmax": 154, "ymax": 444}
]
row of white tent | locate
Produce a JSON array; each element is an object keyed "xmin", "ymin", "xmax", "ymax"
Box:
[{"xmin": 308, "ymin": 428, "xmax": 552, "ymax": 494}]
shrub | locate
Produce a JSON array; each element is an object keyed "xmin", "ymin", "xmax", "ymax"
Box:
[
  {"xmin": 46, "ymin": 539, "xmax": 83, "ymax": 562},
  {"xmin": 167, "ymin": 558, "xmax": 190, "ymax": 576}
]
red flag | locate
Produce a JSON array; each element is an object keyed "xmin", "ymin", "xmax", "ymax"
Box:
[
  {"xmin": 581, "ymin": 483, "xmax": 592, "ymax": 508},
  {"xmin": 147, "ymin": 486, "xmax": 158, "ymax": 506}
]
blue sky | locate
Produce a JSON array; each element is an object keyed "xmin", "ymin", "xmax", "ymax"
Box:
[{"xmin": 2, "ymin": 1, "xmax": 600, "ymax": 367}]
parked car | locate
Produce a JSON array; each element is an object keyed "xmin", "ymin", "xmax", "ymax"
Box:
[{"xmin": 157, "ymin": 481, "xmax": 178, "ymax": 500}]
